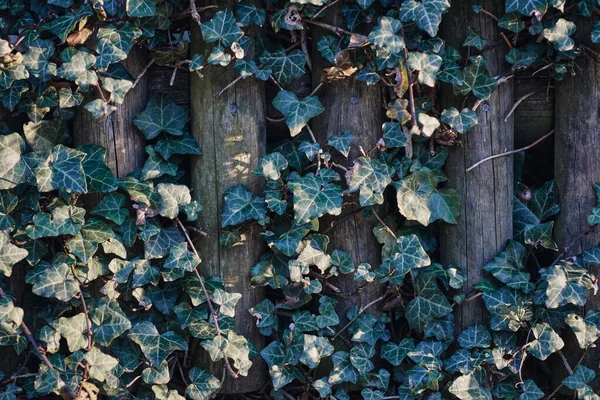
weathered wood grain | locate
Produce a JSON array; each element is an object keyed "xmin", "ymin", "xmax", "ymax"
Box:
[
  {"xmin": 311, "ymin": 3, "xmax": 386, "ymax": 325},
  {"xmin": 440, "ymin": 0, "xmax": 514, "ymax": 330},
  {"xmin": 73, "ymin": 46, "xmax": 147, "ymax": 177},
  {"xmin": 189, "ymin": 15, "xmax": 267, "ymax": 393}
]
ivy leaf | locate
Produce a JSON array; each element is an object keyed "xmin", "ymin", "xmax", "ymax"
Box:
[
  {"xmin": 399, "ymin": 0, "xmax": 450, "ymax": 36},
  {"xmin": 527, "ymin": 322, "xmax": 564, "ymax": 360},
  {"xmin": 155, "ymin": 134, "xmax": 202, "ymax": 160},
  {"xmin": 288, "ymin": 173, "xmax": 343, "ymax": 224},
  {"xmin": 26, "ymin": 205, "xmax": 86, "ymax": 239},
  {"xmin": 254, "ymin": 152, "xmax": 288, "ymax": 180},
  {"xmin": 483, "ymin": 240, "xmax": 531, "ymax": 292},
  {"xmin": 539, "ymin": 261, "xmax": 591, "ymax": 309},
  {"xmin": 91, "ymin": 193, "xmax": 128, "ymax": 225},
  {"xmin": 592, "ymin": 22, "xmax": 600, "ymax": 43},
  {"xmin": 564, "ymin": 312, "xmax": 600, "ymax": 351},
  {"xmin": 126, "ymin": 0, "xmax": 156, "ymax": 17},
  {"xmin": 449, "ymin": 373, "xmax": 492, "ymax": 400},
  {"xmin": 128, "ymin": 321, "xmax": 188, "ymax": 367},
  {"xmin": 368, "ymin": 17, "xmax": 405, "ymax": 54},
  {"xmin": 328, "ymin": 131, "xmax": 353, "ymax": 158},
  {"xmin": 331, "ymin": 249, "xmax": 355, "ymax": 274},
  {"xmin": 22, "ymin": 39, "xmax": 57, "ymax": 82},
  {"xmin": 300, "ymin": 334, "xmax": 334, "ymax": 369},
  {"xmin": 454, "ymin": 56, "xmax": 498, "ymax": 100},
  {"xmin": 457, "ymin": 325, "xmax": 491, "ymax": 349},
  {"xmin": 0, "ymin": 231, "xmax": 28, "ymax": 277},
  {"xmin": 408, "ymin": 52, "xmax": 442, "ymax": 87},
  {"xmin": 90, "ymin": 299, "xmax": 132, "ymax": 346},
  {"xmin": 381, "ymin": 338, "xmax": 414, "ymax": 366},
  {"xmin": 505, "ymin": 0, "xmax": 546, "ymax": 15},
  {"xmin": 347, "ymin": 156, "xmax": 395, "ymax": 206},
  {"xmin": 272, "ymin": 91, "xmax": 323, "ymax": 137},
  {"xmin": 406, "ymin": 272, "xmax": 452, "ymax": 332},
  {"xmin": 520, "ymin": 380, "xmax": 544, "ymax": 400},
  {"xmin": 211, "ymin": 289, "xmax": 242, "ymax": 317},
  {"xmin": 235, "ymin": 3, "xmax": 266, "ymax": 26},
  {"xmin": 186, "ymin": 368, "xmax": 221, "ymax": 400},
  {"xmin": 95, "ymin": 23, "xmax": 142, "ymax": 71},
  {"xmin": 79, "ymin": 145, "xmax": 119, "ymax": 193},
  {"xmin": 201, "ymin": 10, "xmax": 244, "ymax": 47},
  {"xmin": 157, "ymin": 183, "xmax": 191, "ymax": 219},
  {"xmin": 50, "ymin": 5, "xmax": 93, "ymax": 42},
  {"xmin": 394, "ymin": 170, "xmax": 437, "ymax": 226},
  {"xmin": 35, "ymin": 145, "xmax": 87, "ymax": 194},
  {"xmin": 23, "ymin": 119, "xmax": 69, "ymax": 154},
  {"xmin": 133, "ymin": 96, "xmax": 188, "ymax": 140},
  {"xmin": 382, "ymin": 122, "xmax": 408, "ymax": 148},
  {"xmin": 329, "ymin": 351, "xmax": 360, "ymax": 385},
  {"xmin": 440, "ymin": 107, "xmax": 478, "ymax": 134},
  {"xmin": 260, "ymin": 50, "xmax": 306, "ymax": 86},
  {"xmin": 542, "ymin": 18, "xmax": 576, "ymax": 51},
  {"xmin": 84, "ymin": 347, "xmax": 118, "ymax": 382},
  {"xmin": 221, "ymin": 184, "xmax": 266, "ymax": 227},
  {"xmin": 563, "ymin": 365, "xmax": 595, "ymax": 395},
  {"xmin": 30, "ymin": 259, "xmax": 80, "ymax": 301},
  {"xmin": 52, "ymin": 313, "xmax": 88, "ymax": 352},
  {"xmin": 463, "ymin": 27, "xmax": 487, "ymax": 50},
  {"xmin": 57, "ymin": 47, "xmax": 97, "ymax": 89},
  {"xmin": 389, "ymin": 234, "xmax": 431, "ymax": 276}
]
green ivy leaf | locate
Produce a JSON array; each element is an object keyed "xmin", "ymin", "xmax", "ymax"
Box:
[
  {"xmin": 91, "ymin": 193, "xmax": 128, "ymax": 225},
  {"xmin": 520, "ymin": 380, "xmax": 544, "ymax": 400},
  {"xmin": 254, "ymin": 152, "xmax": 288, "ymax": 180},
  {"xmin": 449, "ymin": 373, "xmax": 492, "ymax": 400},
  {"xmin": 527, "ymin": 322, "xmax": 564, "ymax": 360},
  {"xmin": 186, "ymin": 367, "xmax": 221, "ymax": 400},
  {"xmin": 457, "ymin": 325, "xmax": 491, "ymax": 349},
  {"xmin": 157, "ymin": 183, "xmax": 191, "ymax": 219},
  {"xmin": 133, "ymin": 96, "xmax": 188, "ymax": 140},
  {"xmin": 57, "ymin": 47, "xmax": 98, "ymax": 89},
  {"xmin": 273, "ymin": 91, "xmax": 324, "ymax": 137},
  {"xmin": 565, "ymin": 312, "xmax": 600, "ymax": 349},
  {"xmin": 51, "ymin": 313, "xmax": 88, "ymax": 352},
  {"xmin": 406, "ymin": 272, "xmax": 451, "ymax": 332},
  {"xmin": 95, "ymin": 24, "xmax": 142, "ymax": 71},
  {"xmin": 235, "ymin": 3, "xmax": 266, "ymax": 26},
  {"xmin": 35, "ymin": 145, "xmax": 87, "ymax": 194},
  {"xmin": 440, "ymin": 107, "xmax": 478, "ymax": 134},
  {"xmin": 348, "ymin": 156, "xmax": 394, "ymax": 206},
  {"xmin": 368, "ymin": 17, "xmax": 405, "ymax": 54},
  {"xmin": 260, "ymin": 50, "xmax": 306, "ymax": 86},
  {"xmin": 155, "ymin": 134, "xmax": 202, "ymax": 160},
  {"xmin": 85, "ymin": 347, "xmax": 118, "ymax": 382},
  {"xmin": 505, "ymin": 0, "xmax": 546, "ymax": 15},
  {"xmin": 454, "ymin": 56, "xmax": 498, "ymax": 100},
  {"xmin": 79, "ymin": 145, "xmax": 119, "ymax": 193},
  {"xmin": 50, "ymin": 5, "xmax": 93, "ymax": 42},
  {"xmin": 542, "ymin": 18, "xmax": 575, "ymax": 51},
  {"xmin": 126, "ymin": 0, "xmax": 156, "ymax": 17},
  {"xmin": 288, "ymin": 173, "xmax": 343, "ymax": 224},
  {"xmin": 328, "ymin": 131, "xmax": 353, "ymax": 158},
  {"xmin": 483, "ymin": 286, "xmax": 533, "ymax": 331},
  {"xmin": 408, "ymin": 52, "xmax": 442, "ymax": 87},
  {"xmin": 483, "ymin": 240, "xmax": 531, "ymax": 292},
  {"xmin": 201, "ymin": 10, "xmax": 244, "ymax": 47},
  {"xmin": 221, "ymin": 184, "xmax": 266, "ymax": 227},
  {"xmin": 128, "ymin": 321, "xmax": 188, "ymax": 367},
  {"xmin": 399, "ymin": 0, "xmax": 450, "ymax": 36},
  {"xmin": 90, "ymin": 298, "xmax": 132, "ymax": 346},
  {"xmin": 381, "ymin": 338, "xmax": 414, "ymax": 366},
  {"xmin": 463, "ymin": 27, "xmax": 487, "ymax": 50},
  {"xmin": 0, "ymin": 231, "xmax": 28, "ymax": 277}
]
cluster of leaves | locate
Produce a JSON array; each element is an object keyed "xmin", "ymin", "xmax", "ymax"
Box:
[{"xmin": 1, "ymin": 0, "xmax": 600, "ymax": 400}]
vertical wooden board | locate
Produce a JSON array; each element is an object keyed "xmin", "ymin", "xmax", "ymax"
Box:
[
  {"xmin": 553, "ymin": 20, "xmax": 600, "ymax": 389},
  {"xmin": 311, "ymin": 5, "xmax": 386, "ymax": 322},
  {"xmin": 189, "ymin": 20, "xmax": 267, "ymax": 393},
  {"xmin": 73, "ymin": 46, "xmax": 147, "ymax": 177},
  {"xmin": 440, "ymin": 0, "xmax": 514, "ymax": 329}
]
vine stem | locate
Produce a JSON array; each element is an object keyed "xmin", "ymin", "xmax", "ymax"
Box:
[
  {"xmin": 400, "ymin": 28, "xmax": 418, "ymax": 132},
  {"xmin": 466, "ymin": 129, "xmax": 554, "ymax": 172},
  {"xmin": 0, "ymin": 288, "xmax": 77, "ymax": 400},
  {"xmin": 333, "ymin": 295, "xmax": 386, "ymax": 340},
  {"xmin": 71, "ymin": 268, "xmax": 93, "ymax": 351},
  {"xmin": 373, "ymin": 211, "xmax": 397, "ymax": 240},
  {"xmin": 132, "ymin": 59, "xmax": 155, "ymax": 89},
  {"xmin": 545, "ymin": 348, "xmax": 588, "ymax": 400},
  {"xmin": 189, "ymin": 0, "xmax": 201, "ymax": 25},
  {"xmin": 175, "ymin": 218, "xmax": 239, "ymax": 379}
]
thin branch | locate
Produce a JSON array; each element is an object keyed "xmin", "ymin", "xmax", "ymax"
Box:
[
  {"xmin": 309, "ymin": 81, "xmax": 324, "ymax": 97},
  {"xmin": 466, "ymin": 129, "xmax": 554, "ymax": 172},
  {"xmin": 333, "ymin": 295, "xmax": 386, "ymax": 340},
  {"xmin": 175, "ymin": 218, "xmax": 239, "ymax": 379},
  {"xmin": 189, "ymin": 0, "xmax": 201, "ymax": 25},
  {"xmin": 312, "ymin": 0, "xmax": 340, "ymax": 19},
  {"xmin": 558, "ymin": 350, "xmax": 574, "ymax": 375},
  {"xmin": 504, "ymin": 88, "xmax": 553, "ymax": 122},
  {"xmin": 400, "ymin": 29, "xmax": 418, "ymax": 130},
  {"xmin": 373, "ymin": 212, "xmax": 397, "ymax": 240},
  {"xmin": 132, "ymin": 59, "xmax": 155, "ymax": 89}
]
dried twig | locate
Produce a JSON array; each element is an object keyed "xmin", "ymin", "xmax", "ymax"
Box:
[
  {"xmin": 132, "ymin": 58, "xmax": 155, "ymax": 89},
  {"xmin": 504, "ymin": 88, "xmax": 553, "ymax": 122},
  {"xmin": 466, "ymin": 129, "xmax": 554, "ymax": 172},
  {"xmin": 189, "ymin": 0, "xmax": 201, "ymax": 25},
  {"xmin": 175, "ymin": 218, "xmax": 239, "ymax": 379}
]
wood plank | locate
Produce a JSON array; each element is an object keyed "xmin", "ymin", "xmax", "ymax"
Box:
[
  {"xmin": 311, "ymin": 4, "xmax": 386, "ymax": 326},
  {"xmin": 439, "ymin": 0, "xmax": 514, "ymax": 330},
  {"xmin": 189, "ymin": 14, "xmax": 267, "ymax": 393}
]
